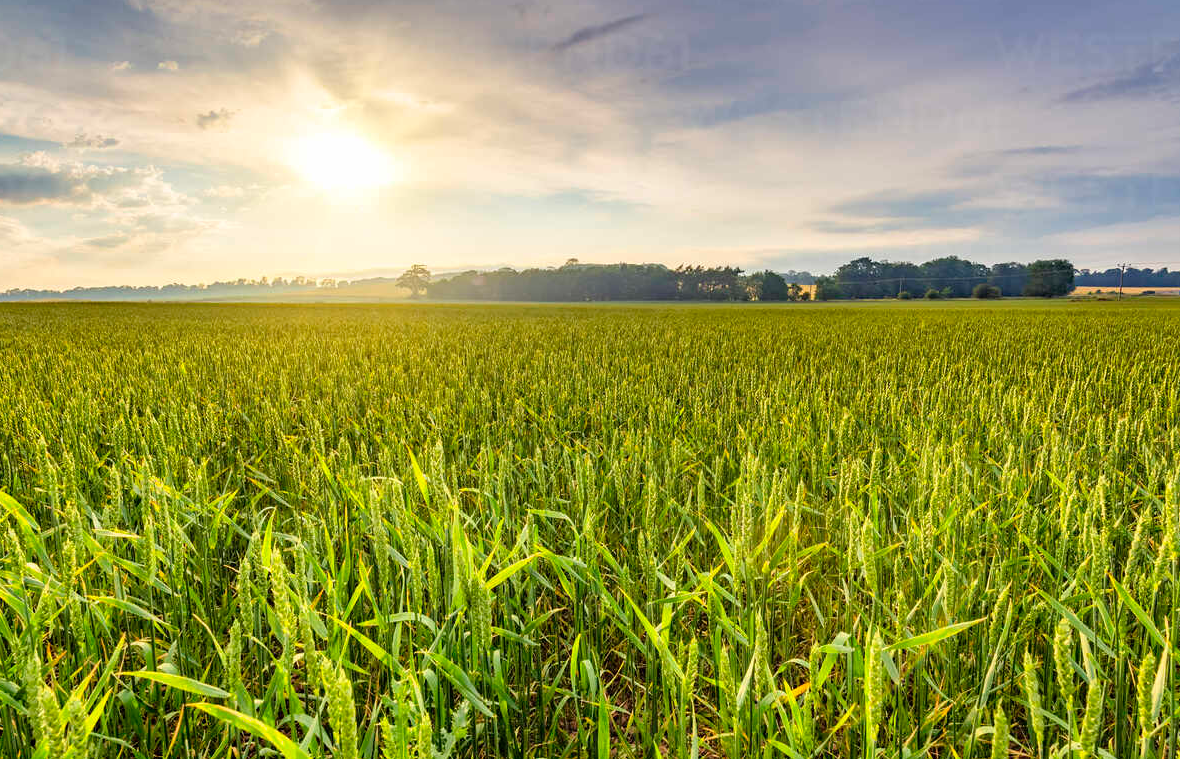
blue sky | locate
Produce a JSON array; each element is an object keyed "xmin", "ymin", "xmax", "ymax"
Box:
[{"xmin": 1, "ymin": 0, "xmax": 1179, "ymax": 288}]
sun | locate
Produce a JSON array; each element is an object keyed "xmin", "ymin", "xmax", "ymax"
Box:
[{"xmin": 288, "ymin": 131, "xmax": 403, "ymax": 191}]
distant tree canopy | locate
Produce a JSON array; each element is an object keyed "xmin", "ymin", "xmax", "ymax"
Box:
[
  {"xmin": 1023, "ymin": 259, "xmax": 1075, "ymax": 297},
  {"xmin": 987, "ymin": 262, "xmax": 1029, "ymax": 295},
  {"xmin": 745, "ymin": 271, "xmax": 812, "ymax": 301},
  {"xmin": 812, "ymin": 256, "xmax": 1076, "ymax": 300},
  {"xmin": 0, "ymin": 277, "xmax": 332, "ymax": 302},
  {"xmin": 749, "ymin": 271, "xmax": 786, "ymax": 301},
  {"xmin": 1076, "ymin": 267, "xmax": 1180, "ymax": 288},
  {"xmin": 426, "ymin": 263, "xmax": 813, "ymax": 302}
]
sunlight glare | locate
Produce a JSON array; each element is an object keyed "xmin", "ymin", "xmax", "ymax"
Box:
[{"xmin": 288, "ymin": 131, "xmax": 403, "ymax": 191}]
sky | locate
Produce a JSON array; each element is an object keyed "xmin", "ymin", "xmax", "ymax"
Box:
[{"xmin": 1, "ymin": 0, "xmax": 1179, "ymax": 289}]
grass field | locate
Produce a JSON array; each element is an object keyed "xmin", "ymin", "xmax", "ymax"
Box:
[{"xmin": 1, "ymin": 301, "xmax": 1177, "ymax": 759}]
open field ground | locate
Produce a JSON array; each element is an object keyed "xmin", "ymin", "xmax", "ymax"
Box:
[
  {"xmin": 1, "ymin": 301, "xmax": 1178, "ymax": 758},
  {"xmin": 1072, "ymin": 287, "xmax": 1180, "ymax": 297}
]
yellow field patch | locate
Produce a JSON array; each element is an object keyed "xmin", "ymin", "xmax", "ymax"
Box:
[{"xmin": 1071, "ymin": 285, "xmax": 1180, "ymax": 296}]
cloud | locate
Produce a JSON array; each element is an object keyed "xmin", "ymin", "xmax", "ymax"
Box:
[
  {"xmin": 951, "ymin": 189, "xmax": 1062, "ymax": 211},
  {"xmin": 998, "ymin": 146, "xmax": 1080, "ymax": 157},
  {"xmin": 0, "ymin": 154, "xmax": 191, "ymax": 213},
  {"xmin": 824, "ymin": 171, "xmax": 1180, "ymax": 241},
  {"xmin": 1044, "ymin": 216, "xmax": 1180, "ymax": 248},
  {"xmin": 157, "ymin": 60, "xmax": 179, "ymax": 71},
  {"xmin": 131, "ymin": 212, "xmax": 207, "ymax": 234},
  {"xmin": 0, "ymin": 215, "xmax": 35, "ymax": 245},
  {"xmin": 204, "ymin": 185, "xmax": 245, "ymax": 198},
  {"xmin": 0, "ymin": 152, "xmax": 218, "ymax": 269},
  {"xmin": 199, "ymin": 183, "xmax": 273, "ymax": 211},
  {"xmin": 66, "ymin": 133, "xmax": 120, "ymax": 150},
  {"xmin": 0, "ymin": 163, "xmax": 86, "ymax": 204},
  {"xmin": 828, "ymin": 190, "xmax": 971, "ymax": 229},
  {"xmin": 1062, "ymin": 52, "xmax": 1180, "ymax": 103},
  {"xmin": 552, "ymin": 13, "xmax": 648, "ymax": 52},
  {"xmin": 196, "ymin": 108, "xmax": 233, "ymax": 130},
  {"xmin": 232, "ymin": 24, "xmax": 270, "ymax": 47},
  {"xmin": 2, "ymin": 0, "xmax": 1180, "ymax": 289},
  {"xmin": 949, "ymin": 145, "xmax": 1090, "ymax": 180},
  {"xmin": 85, "ymin": 232, "xmax": 133, "ymax": 248}
]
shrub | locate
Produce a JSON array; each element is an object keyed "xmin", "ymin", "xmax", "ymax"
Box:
[
  {"xmin": 898, "ymin": 290, "xmax": 913, "ymax": 300},
  {"xmin": 924, "ymin": 288, "xmax": 942, "ymax": 299},
  {"xmin": 972, "ymin": 284, "xmax": 1002, "ymax": 299}
]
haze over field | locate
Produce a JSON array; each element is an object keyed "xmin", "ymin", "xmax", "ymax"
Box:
[{"xmin": 2, "ymin": 0, "xmax": 1180, "ymax": 290}]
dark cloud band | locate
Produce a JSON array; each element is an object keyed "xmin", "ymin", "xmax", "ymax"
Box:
[{"xmin": 552, "ymin": 13, "xmax": 648, "ymax": 51}]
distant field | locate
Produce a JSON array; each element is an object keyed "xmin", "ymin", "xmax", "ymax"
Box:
[
  {"xmin": 1072, "ymin": 285, "xmax": 1180, "ymax": 296},
  {"xmin": 1, "ymin": 301, "xmax": 1178, "ymax": 759}
]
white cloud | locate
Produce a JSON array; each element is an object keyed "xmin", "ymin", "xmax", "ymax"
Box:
[
  {"xmin": 0, "ymin": 214, "xmax": 35, "ymax": 245},
  {"xmin": 0, "ymin": 152, "xmax": 217, "ymax": 277},
  {"xmin": 85, "ymin": 232, "xmax": 133, "ymax": 248},
  {"xmin": 111, "ymin": 61, "xmax": 132, "ymax": 72},
  {"xmin": 65, "ymin": 133, "xmax": 120, "ymax": 150},
  {"xmin": 0, "ymin": 152, "xmax": 191, "ymax": 212},
  {"xmin": 204, "ymin": 185, "xmax": 245, "ymax": 198},
  {"xmin": 157, "ymin": 60, "xmax": 179, "ymax": 71}
]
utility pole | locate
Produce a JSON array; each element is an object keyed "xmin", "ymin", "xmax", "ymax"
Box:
[{"xmin": 1117, "ymin": 263, "xmax": 1127, "ymax": 301}]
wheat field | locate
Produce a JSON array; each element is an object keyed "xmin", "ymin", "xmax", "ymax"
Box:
[{"xmin": 0, "ymin": 301, "xmax": 1177, "ymax": 759}]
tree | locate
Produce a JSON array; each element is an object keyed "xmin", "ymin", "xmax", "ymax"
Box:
[
  {"xmin": 396, "ymin": 265, "xmax": 431, "ymax": 298},
  {"xmin": 754, "ymin": 271, "xmax": 789, "ymax": 301},
  {"xmin": 1023, "ymin": 259, "xmax": 1074, "ymax": 297},
  {"xmin": 814, "ymin": 276, "xmax": 845, "ymax": 301},
  {"xmin": 988, "ymin": 262, "xmax": 1027, "ymax": 294},
  {"xmin": 920, "ymin": 257, "xmax": 989, "ymax": 298},
  {"xmin": 972, "ymin": 283, "xmax": 1002, "ymax": 299},
  {"xmin": 833, "ymin": 257, "xmax": 892, "ymax": 299}
]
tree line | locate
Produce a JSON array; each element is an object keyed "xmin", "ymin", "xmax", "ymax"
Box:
[
  {"xmin": 424, "ymin": 257, "xmax": 1075, "ymax": 301},
  {"xmin": 1075, "ymin": 267, "xmax": 1180, "ymax": 288},
  {"xmin": 812, "ymin": 257, "xmax": 1075, "ymax": 300},
  {"xmin": 1, "ymin": 256, "xmax": 1081, "ymax": 303},
  {"xmin": 0, "ymin": 276, "xmax": 331, "ymax": 302},
  {"xmin": 422, "ymin": 262, "xmax": 812, "ymax": 301}
]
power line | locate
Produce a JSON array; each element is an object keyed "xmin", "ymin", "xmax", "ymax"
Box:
[{"xmin": 1075, "ymin": 261, "xmax": 1180, "ymax": 269}]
